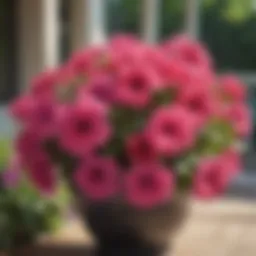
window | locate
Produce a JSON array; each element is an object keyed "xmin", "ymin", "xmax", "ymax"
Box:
[
  {"xmin": 200, "ymin": 0, "xmax": 256, "ymax": 72},
  {"xmin": 159, "ymin": 0, "xmax": 187, "ymax": 40},
  {"xmin": 106, "ymin": 0, "xmax": 190, "ymax": 42},
  {"xmin": 106, "ymin": 0, "xmax": 142, "ymax": 36}
]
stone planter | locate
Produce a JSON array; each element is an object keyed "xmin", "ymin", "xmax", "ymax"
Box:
[{"xmin": 75, "ymin": 193, "xmax": 190, "ymax": 256}]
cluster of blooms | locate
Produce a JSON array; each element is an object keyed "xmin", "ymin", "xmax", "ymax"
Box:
[{"xmin": 10, "ymin": 35, "xmax": 251, "ymax": 208}]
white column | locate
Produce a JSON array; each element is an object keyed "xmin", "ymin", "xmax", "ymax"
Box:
[
  {"xmin": 185, "ymin": 0, "xmax": 200, "ymax": 39},
  {"xmin": 41, "ymin": 0, "xmax": 60, "ymax": 68},
  {"xmin": 141, "ymin": 0, "xmax": 161, "ymax": 44},
  {"xmin": 18, "ymin": 0, "xmax": 60, "ymax": 90},
  {"xmin": 70, "ymin": 0, "xmax": 106, "ymax": 52},
  {"xmin": 18, "ymin": 0, "xmax": 42, "ymax": 89},
  {"xmin": 86, "ymin": 0, "xmax": 106, "ymax": 45}
]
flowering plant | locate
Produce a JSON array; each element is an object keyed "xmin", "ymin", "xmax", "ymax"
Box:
[
  {"xmin": 0, "ymin": 149, "xmax": 62, "ymax": 250},
  {"xmin": 10, "ymin": 35, "xmax": 251, "ymax": 209}
]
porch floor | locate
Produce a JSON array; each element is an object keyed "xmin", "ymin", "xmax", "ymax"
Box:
[{"xmin": 35, "ymin": 199, "xmax": 256, "ymax": 256}]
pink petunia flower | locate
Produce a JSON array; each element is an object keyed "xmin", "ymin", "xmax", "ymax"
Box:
[
  {"xmin": 150, "ymin": 54, "xmax": 192, "ymax": 89},
  {"xmin": 59, "ymin": 96, "xmax": 111, "ymax": 156},
  {"xmin": 28, "ymin": 98, "xmax": 58, "ymax": 139},
  {"xmin": 85, "ymin": 73, "xmax": 116, "ymax": 104},
  {"xmin": 147, "ymin": 105, "xmax": 196, "ymax": 155},
  {"xmin": 221, "ymin": 148, "xmax": 242, "ymax": 179},
  {"xmin": 26, "ymin": 154, "xmax": 56, "ymax": 195},
  {"xmin": 193, "ymin": 157, "xmax": 231, "ymax": 199},
  {"xmin": 116, "ymin": 66, "xmax": 155, "ymax": 108},
  {"xmin": 30, "ymin": 69, "xmax": 58, "ymax": 99},
  {"xmin": 15, "ymin": 129, "xmax": 56, "ymax": 194},
  {"xmin": 109, "ymin": 34, "xmax": 141, "ymax": 50},
  {"xmin": 11, "ymin": 94, "xmax": 59, "ymax": 139},
  {"xmin": 74, "ymin": 156, "xmax": 119, "ymax": 200},
  {"xmin": 109, "ymin": 35, "xmax": 145, "ymax": 60},
  {"xmin": 165, "ymin": 58, "xmax": 190, "ymax": 87},
  {"xmin": 68, "ymin": 46, "xmax": 106, "ymax": 77},
  {"xmin": 219, "ymin": 74, "xmax": 246, "ymax": 102},
  {"xmin": 178, "ymin": 84, "xmax": 215, "ymax": 127},
  {"xmin": 125, "ymin": 163, "xmax": 175, "ymax": 208},
  {"xmin": 162, "ymin": 35, "xmax": 212, "ymax": 69},
  {"xmin": 225, "ymin": 103, "xmax": 251, "ymax": 137},
  {"xmin": 143, "ymin": 48, "xmax": 171, "ymax": 87},
  {"xmin": 126, "ymin": 133, "xmax": 157, "ymax": 164},
  {"xmin": 15, "ymin": 129, "xmax": 44, "ymax": 165},
  {"xmin": 9, "ymin": 95, "xmax": 34, "ymax": 123}
]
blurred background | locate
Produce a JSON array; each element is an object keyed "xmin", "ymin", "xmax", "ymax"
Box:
[{"xmin": 1, "ymin": 0, "xmax": 256, "ymax": 255}]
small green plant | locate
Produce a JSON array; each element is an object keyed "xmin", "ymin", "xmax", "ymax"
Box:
[{"xmin": 0, "ymin": 140, "xmax": 67, "ymax": 250}]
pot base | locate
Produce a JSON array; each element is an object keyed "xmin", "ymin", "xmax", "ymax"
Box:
[{"xmin": 95, "ymin": 240, "xmax": 169, "ymax": 256}]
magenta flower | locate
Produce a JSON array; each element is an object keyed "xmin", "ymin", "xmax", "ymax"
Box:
[
  {"xmin": 126, "ymin": 133, "xmax": 157, "ymax": 163},
  {"xmin": 193, "ymin": 158, "xmax": 230, "ymax": 199},
  {"xmin": 116, "ymin": 66, "xmax": 154, "ymax": 108},
  {"xmin": 68, "ymin": 46, "xmax": 105, "ymax": 76},
  {"xmin": 11, "ymin": 93, "xmax": 58, "ymax": 139},
  {"xmin": 74, "ymin": 156, "xmax": 119, "ymax": 200},
  {"xmin": 109, "ymin": 34, "xmax": 141, "ymax": 48},
  {"xmin": 28, "ymin": 98, "xmax": 58, "ymax": 139},
  {"xmin": 164, "ymin": 59, "xmax": 189, "ymax": 87},
  {"xmin": 147, "ymin": 105, "xmax": 196, "ymax": 155},
  {"xmin": 221, "ymin": 149, "xmax": 242, "ymax": 178},
  {"xmin": 30, "ymin": 69, "xmax": 58, "ymax": 99},
  {"xmin": 178, "ymin": 85, "xmax": 215, "ymax": 127},
  {"xmin": 125, "ymin": 164, "xmax": 175, "ymax": 208},
  {"xmin": 162, "ymin": 35, "xmax": 212, "ymax": 69},
  {"xmin": 15, "ymin": 129, "xmax": 44, "ymax": 165},
  {"xmin": 225, "ymin": 103, "xmax": 251, "ymax": 136},
  {"xmin": 59, "ymin": 96, "xmax": 111, "ymax": 156},
  {"xmin": 108, "ymin": 36, "xmax": 145, "ymax": 66},
  {"xmin": 68, "ymin": 51, "xmax": 91, "ymax": 76},
  {"xmin": 143, "ymin": 48, "xmax": 171, "ymax": 87},
  {"xmin": 9, "ymin": 95, "xmax": 34, "ymax": 123},
  {"xmin": 220, "ymin": 74, "xmax": 246, "ymax": 102},
  {"xmin": 15, "ymin": 129, "xmax": 56, "ymax": 194},
  {"xmin": 26, "ymin": 154, "xmax": 56, "ymax": 195},
  {"xmin": 85, "ymin": 73, "xmax": 115, "ymax": 104}
]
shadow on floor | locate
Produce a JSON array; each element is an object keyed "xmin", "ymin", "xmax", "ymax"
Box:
[
  {"xmin": 11, "ymin": 245, "xmax": 93, "ymax": 256},
  {"xmin": 12, "ymin": 244, "xmax": 165, "ymax": 256}
]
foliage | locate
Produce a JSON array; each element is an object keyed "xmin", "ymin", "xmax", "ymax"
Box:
[
  {"xmin": 0, "ymin": 183, "xmax": 61, "ymax": 250},
  {"xmin": 0, "ymin": 140, "xmax": 11, "ymax": 170},
  {"xmin": 201, "ymin": 0, "xmax": 256, "ymax": 71},
  {"xmin": 0, "ymin": 141, "xmax": 66, "ymax": 250}
]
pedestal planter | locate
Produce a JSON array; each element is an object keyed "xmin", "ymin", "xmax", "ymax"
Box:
[{"xmin": 75, "ymin": 193, "xmax": 190, "ymax": 256}]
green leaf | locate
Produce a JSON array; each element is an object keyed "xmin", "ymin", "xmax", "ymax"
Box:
[
  {"xmin": 196, "ymin": 118, "xmax": 235, "ymax": 156},
  {"xmin": 0, "ymin": 140, "xmax": 11, "ymax": 171},
  {"xmin": 111, "ymin": 107, "xmax": 148, "ymax": 137},
  {"xmin": 151, "ymin": 87, "xmax": 176, "ymax": 107}
]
